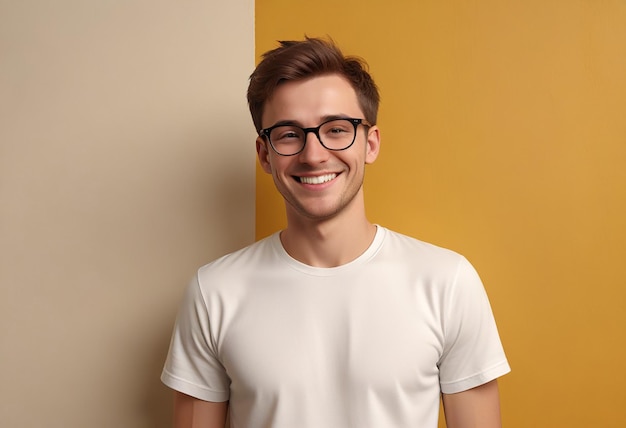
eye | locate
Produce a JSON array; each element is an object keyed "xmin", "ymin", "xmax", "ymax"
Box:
[
  {"xmin": 321, "ymin": 120, "xmax": 352, "ymax": 139},
  {"xmin": 272, "ymin": 127, "xmax": 303, "ymax": 142},
  {"xmin": 328, "ymin": 127, "xmax": 349, "ymax": 134}
]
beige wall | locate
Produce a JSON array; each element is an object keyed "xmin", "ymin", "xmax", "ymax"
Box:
[{"xmin": 0, "ymin": 1, "xmax": 254, "ymax": 427}]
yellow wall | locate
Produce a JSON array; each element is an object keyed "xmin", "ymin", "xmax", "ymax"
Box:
[{"xmin": 255, "ymin": 1, "xmax": 626, "ymax": 427}]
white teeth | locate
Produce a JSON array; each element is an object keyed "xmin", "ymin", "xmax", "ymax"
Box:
[{"xmin": 299, "ymin": 173, "xmax": 337, "ymax": 184}]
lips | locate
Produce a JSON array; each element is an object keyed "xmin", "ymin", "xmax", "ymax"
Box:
[{"xmin": 297, "ymin": 173, "xmax": 337, "ymax": 184}]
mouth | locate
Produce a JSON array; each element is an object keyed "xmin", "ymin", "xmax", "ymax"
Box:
[{"xmin": 296, "ymin": 173, "xmax": 337, "ymax": 184}]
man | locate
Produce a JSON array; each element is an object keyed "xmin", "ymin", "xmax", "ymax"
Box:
[{"xmin": 162, "ymin": 37, "xmax": 510, "ymax": 428}]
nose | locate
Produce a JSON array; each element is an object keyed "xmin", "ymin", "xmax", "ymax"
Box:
[{"xmin": 298, "ymin": 130, "xmax": 329, "ymax": 164}]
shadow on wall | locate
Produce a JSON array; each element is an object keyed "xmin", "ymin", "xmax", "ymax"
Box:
[
  {"xmin": 138, "ymin": 130, "xmax": 254, "ymax": 427},
  {"xmin": 142, "ymin": 327, "xmax": 176, "ymax": 427}
]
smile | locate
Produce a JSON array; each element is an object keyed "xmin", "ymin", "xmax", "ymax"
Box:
[{"xmin": 298, "ymin": 173, "xmax": 337, "ymax": 184}]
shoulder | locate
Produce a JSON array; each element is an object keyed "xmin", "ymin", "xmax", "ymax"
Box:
[
  {"xmin": 196, "ymin": 233, "xmax": 280, "ymax": 291},
  {"xmin": 376, "ymin": 228, "xmax": 487, "ymax": 300},
  {"xmin": 378, "ymin": 227, "xmax": 469, "ymax": 270}
]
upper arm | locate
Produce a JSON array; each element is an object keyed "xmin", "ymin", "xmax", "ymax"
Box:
[
  {"xmin": 174, "ymin": 391, "xmax": 228, "ymax": 428},
  {"xmin": 441, "ymin": 380, "xmax": 502, "ymax": 428}
]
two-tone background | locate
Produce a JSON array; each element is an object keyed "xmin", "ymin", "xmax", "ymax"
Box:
[{"xmin": 2, "ymin": 1, "xmax": 624, "ymax": 427}]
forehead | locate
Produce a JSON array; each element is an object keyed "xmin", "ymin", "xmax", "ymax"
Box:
[{"xmin": 262, "ymin": 74, "xmax": 362, "ymax": 127}]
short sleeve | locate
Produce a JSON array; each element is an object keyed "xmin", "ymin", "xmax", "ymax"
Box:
[
  {"xmin": 438, "ymin": 257, "xmax": 510, "ymax": 394},
  {"xmin": 160, "ymin": 275, "xmax": 231, "ymax": 402}
]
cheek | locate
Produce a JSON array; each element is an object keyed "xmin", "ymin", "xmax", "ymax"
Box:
[{"xmin": 269, "ymin": 157, "xmax": 289, "ymax": 177}]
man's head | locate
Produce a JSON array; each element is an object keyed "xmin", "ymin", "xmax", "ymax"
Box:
[{"xmin": 247, "ymin": 37, "xmax": 380, "ymax": 132}]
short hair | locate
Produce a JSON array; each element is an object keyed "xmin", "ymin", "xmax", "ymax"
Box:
[{"xmin": 247, "ymin": 37, "xmax": 380, "ymax": 132}]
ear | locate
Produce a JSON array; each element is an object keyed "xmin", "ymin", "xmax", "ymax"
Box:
[
  {"xmin": 364, "ymin": 125, "xmax": 381, "ymax": 164},
  {"xmin": 256, "ymin": 136, "xmax": 273, "ymax": 174}
]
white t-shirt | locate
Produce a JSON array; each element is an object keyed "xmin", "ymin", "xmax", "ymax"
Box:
[{"xmin": 162, "ymin": 226, "xmax": 510, "ymax": 427}]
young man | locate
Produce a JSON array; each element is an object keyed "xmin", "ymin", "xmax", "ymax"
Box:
[{"xmin": 162, "ymin": 37, "xmax": 510, "ymax": 428}]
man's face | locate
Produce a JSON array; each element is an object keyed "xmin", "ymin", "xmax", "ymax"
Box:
[{"xmin": 256, "ymin": 74, "xmax": 380, "ymax": 223}]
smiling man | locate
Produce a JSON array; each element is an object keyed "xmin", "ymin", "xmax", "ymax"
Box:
[{"xmin": 161, "ymin": 37, "xmax": 510, "ymax": 428}]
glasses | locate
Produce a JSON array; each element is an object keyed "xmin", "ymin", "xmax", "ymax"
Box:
[{"xmin": 260, "ymin": 118, "xmax": 371, "ymax": 156}]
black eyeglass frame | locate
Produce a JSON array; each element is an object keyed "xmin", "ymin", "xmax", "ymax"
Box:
[{"xmin": 259, "ymin": 117, "xmax": 371, "ymax": 156}]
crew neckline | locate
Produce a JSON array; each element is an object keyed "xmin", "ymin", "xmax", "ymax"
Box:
[{"xmin": 269, "ymin": 225, "xmax": 387, "ymax": 276}]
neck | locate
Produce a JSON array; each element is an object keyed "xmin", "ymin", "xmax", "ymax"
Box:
[{"xmin": 280, "ymin": 193, "xmax": 376, "ymax": 268}]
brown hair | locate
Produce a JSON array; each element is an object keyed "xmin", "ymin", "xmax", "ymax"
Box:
[{"xmin": 247, "ymin": 37, "xmax": 380, "ymax": 132}]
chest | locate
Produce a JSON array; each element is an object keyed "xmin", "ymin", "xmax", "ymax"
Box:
[{"xmin": 216, "ymin": 275, "xmax": 446, "ymax": 401}]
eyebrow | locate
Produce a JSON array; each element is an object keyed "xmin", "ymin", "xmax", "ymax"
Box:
[{"xmin": 268, "ymin": 114, "xmax": 354, "ymax": 129}]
